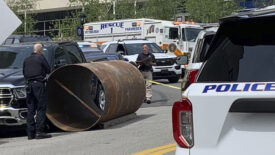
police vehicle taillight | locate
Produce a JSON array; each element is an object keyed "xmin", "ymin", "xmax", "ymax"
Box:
[
  {"xmin": 189, "ymin": 69, "xmax": 199, "ymax": 84},
  {"xmin": 172, "ymin": 99, "xmax": 193, "ymax": 148}
]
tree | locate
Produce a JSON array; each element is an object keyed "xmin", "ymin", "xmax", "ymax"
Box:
[
  {"xmin": 185, "ymin": 0, "xmax": 239, "ymax": 23},
  {"xmin": 6, "ymin": 0, "xmax": 38, "ymax": 34},
  {"xmin": 141, "ymin": 0, "xmax": 182, "ymax": 20},
  {"xmin": 253, "ymin": 0, "xmax": 275, "ymax": 7},
  {"xmin": 115, "ymin": 0, "xmax": 136, "ymax": 19},
  {"xmin": 48, "ymin": 0, "xmax": 113, "ymax": 40},
  {"xmin": 49, "ymin": 13, "xmax": 80, "ymax": 41},
  {"xmin": 69, "ymin": 0, "xmax": 113, "ymax": 22},
  {"xmin": 50, "ymin": 0, "xmax": 187, "ymax": 40}
]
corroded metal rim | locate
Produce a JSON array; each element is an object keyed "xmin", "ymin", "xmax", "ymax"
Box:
[{"xmin": 46, "ymin": 61, "xmax": 145, "ymax": 131}]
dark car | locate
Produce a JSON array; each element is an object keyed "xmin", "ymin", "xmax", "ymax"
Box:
[
  {"xmin": 85, "ymin": 52, "xmax": 124, "ymax": 62},
  {"xmin": 0, "ymin": 42, "xmax": 86, "ymax": 127},
  {"xmin": 79, "ymin": 46, "xmax": 123, "ymax": 62},
  {"xmin": 2, "ymin": 35, "xmax": 52, "ymax": 45}
]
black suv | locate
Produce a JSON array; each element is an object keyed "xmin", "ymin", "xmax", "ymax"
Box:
[{"xmin": 0, "ymin": 42, "xmax": 86, "ymax": 126}]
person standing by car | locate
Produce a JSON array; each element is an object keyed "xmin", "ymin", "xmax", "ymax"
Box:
[
  {"xmin": 136, "ymin": 44, "xmax": 156, "ymax": 104},
  {"xmin": 23, "ymin": 43, "xmax": 51, "ymax": 140}
]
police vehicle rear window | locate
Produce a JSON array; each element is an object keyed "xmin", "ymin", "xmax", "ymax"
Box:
[{"xmin": 198, "ymin": 17, "xmax": 275, "ymax": 82}]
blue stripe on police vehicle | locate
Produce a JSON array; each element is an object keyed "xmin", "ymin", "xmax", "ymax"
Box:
[{"xmin": 202, "ymin": 83, "xmax": 275, "ymax": 93}]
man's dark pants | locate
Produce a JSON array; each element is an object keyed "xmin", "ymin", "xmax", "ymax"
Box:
[{"xmin": 26, "ymin": 81, "xmax": 47, "ymax": 137}]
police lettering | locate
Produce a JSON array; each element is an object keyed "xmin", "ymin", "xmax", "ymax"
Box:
[{"xmin": 202, "ymin": 83, "xmax": 275, "ymax": 93}]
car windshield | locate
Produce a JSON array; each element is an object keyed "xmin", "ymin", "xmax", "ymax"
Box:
[
  {"xmin": 124, "ymin": 43, "xmax": 164, "ymax": 55},
  {"xmin": 0, "ymin": 46, "xmax": 50, "ymax": 69},
  {"xmin": 184, "ymin": 28, "xmax": 202, "ymax": 42}
]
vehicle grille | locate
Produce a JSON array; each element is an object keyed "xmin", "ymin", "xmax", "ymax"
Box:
[
  {"xmin": 11, "ymin": 99, "xmax": 27, "ymax": 109},
  {"xmin": 156, "ymin": 58, "xmax": 175, "ymax": 66},
  {"xmin": 0, "ymin": 88, "xmax": 12, "ymax": 106}
]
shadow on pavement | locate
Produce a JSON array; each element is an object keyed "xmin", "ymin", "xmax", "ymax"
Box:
[
  {"xmin": 0, "ymin": 141, "xmax": 8, "ymax": 145},
  {"xmin": 0, "ymin": 125, "xmax": 27, "ymax": 138},
  {"xmin": 0, "ymin": 120, "xmax": 69, "ymax": 139},
  {"xmin": 151, "ymin": 99, "xmax": 169, "ymax": 103},
  {"xmin": 104, "ymin": 114, "xmax": 155, "ymax": 130}
]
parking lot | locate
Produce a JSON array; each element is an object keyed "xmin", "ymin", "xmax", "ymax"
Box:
[
  {"xmin": 0, "ymin": 79, "xmax": 180, "ymax": 155},
  {"xmin": 3, "ymin": 1, "xmax": 275, "ymax": 154}
]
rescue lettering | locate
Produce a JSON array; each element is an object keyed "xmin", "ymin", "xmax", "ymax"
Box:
[{"xmin": 101, "ymin": 22, "xmax": 124, "ymax": 30}]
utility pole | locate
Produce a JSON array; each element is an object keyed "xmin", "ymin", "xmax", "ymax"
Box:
[
  {"xmin": 134, "ymin": 0, "xmax": 137, "ymax": 16},
  {"xmin": 24, "ymin": 1, "xmax": 27, "ymax": 35},
  {"xmin": 24, "ymin": 10, "xmax": 27, "ymax": 35},
  {"xmin": 113, "ymin": 0, "xmax": 116, "ymax": 19}
]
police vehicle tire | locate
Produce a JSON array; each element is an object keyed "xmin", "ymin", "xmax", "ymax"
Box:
[{"xmin": 168, "ymin": 77, "xmax": 179, "ymax": 83}]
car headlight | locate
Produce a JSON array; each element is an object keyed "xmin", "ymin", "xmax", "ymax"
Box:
[{"xmin": 13, "ymin": 87, "xmax": 26, "ymax": 99}]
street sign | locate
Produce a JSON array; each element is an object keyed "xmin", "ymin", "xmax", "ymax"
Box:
[
  {"xmin": 0, "ymin": 0, "xmax": 21, "ymax": 44},
  {"xmin": 77, "ymin": 26, "xmax": 83, "ymax": 37}
]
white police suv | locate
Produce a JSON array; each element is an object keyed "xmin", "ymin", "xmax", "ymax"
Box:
[
  {"xmin": 173, "ymin": 6, "xmax": 275, "ymax": 155},
  {"xmin": 102, "ymin": 39, "xmax": 181, "ymax": 83}
]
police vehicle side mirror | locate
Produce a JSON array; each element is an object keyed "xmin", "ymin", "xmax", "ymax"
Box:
[{"xmin": 176, "ymin": 55, "xmax": 188, "ymax": 65}]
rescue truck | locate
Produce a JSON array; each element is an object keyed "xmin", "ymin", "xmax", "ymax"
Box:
[
  {"xmin": 173, "ymin": 6, "xmax": 275, "ymax": 155},
  {"xmin": 83, "ymin": 18, "xmax": 203, "ymax": 56}
]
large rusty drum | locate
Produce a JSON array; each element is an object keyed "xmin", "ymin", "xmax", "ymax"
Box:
[{"xmin": 46, "ymin": 61, "xmax": 145, "ymax": 131}]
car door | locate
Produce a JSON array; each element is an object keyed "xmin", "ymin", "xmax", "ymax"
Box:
[
  {"xmin": 54, "ymin": 46, "xmax": 71, "ymax": 69},
  {"xmin": 61, "ymin": 43, "xmax": 86, "ymax": 64}
]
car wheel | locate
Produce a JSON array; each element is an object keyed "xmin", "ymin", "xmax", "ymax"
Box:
[
  {"xmin": 168, "ymin": 77, "xmax": 179, "ymax": 83},
  {"xmin": 97, "ymin": 84, "xmax": 105, "ymax": 111}
]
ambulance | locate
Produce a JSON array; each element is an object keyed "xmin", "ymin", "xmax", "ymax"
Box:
[{"xmin": 83, "ymin": 18, "xmax": 203, "ymax": 57}]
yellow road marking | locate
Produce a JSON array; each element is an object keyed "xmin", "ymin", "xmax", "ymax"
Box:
[
  {"xmin": 132, "ymin": 143, "xmax": 176, "ymax": 155},
  {"xmin": 150, "ymin": 147, "xmax": 176, "ymax": 155},
  {"xmin": 148, "ymin": 80, "xmax": 181, "ymax": 90}
]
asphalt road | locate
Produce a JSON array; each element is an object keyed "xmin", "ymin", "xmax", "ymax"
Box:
[{"xmin": 0, "ymin": 79, "xmax": 181, "ymax": 155}]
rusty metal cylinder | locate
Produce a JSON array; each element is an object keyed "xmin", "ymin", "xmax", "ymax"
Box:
[{"xmin": 46, "ymin": 61, "xmax": 145, "ymax": 131}]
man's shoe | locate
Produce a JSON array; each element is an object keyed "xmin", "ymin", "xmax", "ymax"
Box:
[
  {"xmin": 146, "ymin": 100, "xmax": 151, "ymax": 104},
  {"xmin": 35, "ymin": 132, "xmax": 52, "ymax": 139}
]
